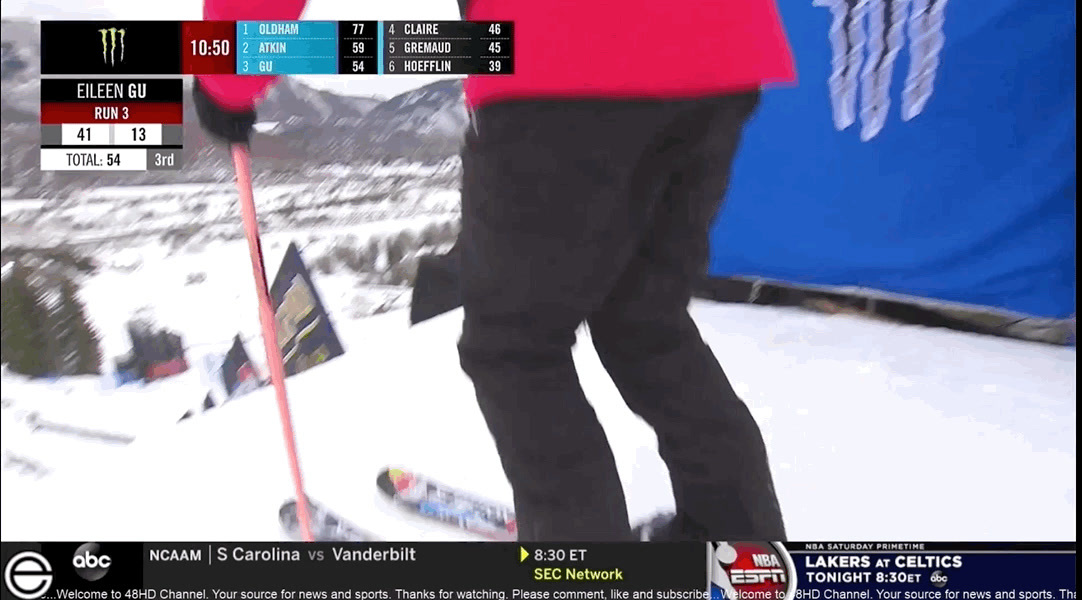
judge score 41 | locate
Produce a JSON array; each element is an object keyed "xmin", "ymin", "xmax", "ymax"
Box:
[{"xmin": 74, "ymin": 127, "xmax": 149, "ymax": 142}]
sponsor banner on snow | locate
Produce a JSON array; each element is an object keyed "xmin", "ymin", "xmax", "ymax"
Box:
[{"xmin": 269, "ymin": 242, "xmax": 345, "ymax": 378}]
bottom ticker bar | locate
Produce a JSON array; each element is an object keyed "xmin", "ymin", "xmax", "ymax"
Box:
[{"xmin": 0, "ymin": 542, "xmax": 1074, "ymax": 600}]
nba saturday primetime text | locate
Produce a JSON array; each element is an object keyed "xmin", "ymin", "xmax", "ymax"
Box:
[{"xmin": 1, "ymin": 543, "xmax": 1074, "ymax": 600}]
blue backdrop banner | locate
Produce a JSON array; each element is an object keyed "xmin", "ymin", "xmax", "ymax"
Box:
[{"xmin": 709, "ymin": 0, "xmax": 1076, "ymax": 318}]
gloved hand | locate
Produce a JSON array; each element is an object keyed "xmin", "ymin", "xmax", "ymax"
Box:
[{"xmin": 192, "ymin": 78, "xmax": 257, "ymax": 145}]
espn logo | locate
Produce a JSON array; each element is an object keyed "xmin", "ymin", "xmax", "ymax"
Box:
[{"xmin": 731, "ymin": 553, "xmax": 787, "ymax": 585}]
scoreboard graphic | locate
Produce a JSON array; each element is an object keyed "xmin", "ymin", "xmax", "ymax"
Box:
[
  {"xmin": 38, "ymin": 19, "xmax": 514, "ymax": 171},
  {"xmin": 40, "ymin": 78, "xmax": 182, "ymax": 172},
  {"xmin": 40, "ymin": 20, "xmax": 514, "ymax": 76}
]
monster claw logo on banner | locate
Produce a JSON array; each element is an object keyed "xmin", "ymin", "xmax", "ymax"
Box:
[
  {"xmin": 270, "ymin": 242, "xmax": 344, "ymax": 377},
  {"xmin": 97, "ymin": 27, "xmax": 126, "ymax": 66},
  {"xmin": 813, "ymin": 0, "xmax": 949, "ymax": 141},
  {"xmin": 709, "ymin": 542, "xmax": 797, "ymax": 600}
]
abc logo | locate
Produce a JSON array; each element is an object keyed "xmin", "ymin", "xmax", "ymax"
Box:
[
  {"xmin": 72, "ymin": 543, "xmax": 111, "ymax": 581},
  {"xmin": 930, "ymin": 570, "xmax": 949, "ymax": 588}
]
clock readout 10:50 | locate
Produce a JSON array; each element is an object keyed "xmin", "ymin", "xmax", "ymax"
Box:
[{"xmin": 191, "ymin": 39, "xmax": 231, "ymax": 56}]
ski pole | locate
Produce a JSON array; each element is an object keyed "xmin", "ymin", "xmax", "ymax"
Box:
[{"xmin": 231, "ymin": 143, "xmax": 314, "ymax": 542}]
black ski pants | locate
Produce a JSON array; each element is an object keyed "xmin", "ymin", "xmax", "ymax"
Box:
[{"xmin": 456, "ymin": 91, "xmax": 787, "ymax": 542}]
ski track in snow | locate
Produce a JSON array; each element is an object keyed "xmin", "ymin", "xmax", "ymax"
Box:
[{"xmin": 0, "ymin": 244, "xmax": 1075, "ymax": 542}]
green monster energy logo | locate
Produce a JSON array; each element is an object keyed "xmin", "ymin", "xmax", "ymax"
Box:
[{"xmin": 97, "ymin": 27, "xmax": 126, "ymax": 66}]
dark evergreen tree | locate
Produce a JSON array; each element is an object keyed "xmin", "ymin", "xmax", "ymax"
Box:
[
  {"xmin": 41, "ymin": 289, "xmax": 66, "ymax": 376},
  {"xmin": 0, "ymin": 263, "xmax": 52, "ymax": 377},
  {"xmin": 37, "ymin": 275, "xmax": 103, "ymax": 376},
  {"xmin": 60, "ymin": 276, "xmax": 102, "ymax": 375},
  {"xmin": 385, "ymin": 234, "xmax": 409, "ymax": 268}
]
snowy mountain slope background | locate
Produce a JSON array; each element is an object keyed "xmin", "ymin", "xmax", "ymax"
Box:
[{"xmin": 0, "ymin": 227, "xmax": 1075, "ymax": 541}]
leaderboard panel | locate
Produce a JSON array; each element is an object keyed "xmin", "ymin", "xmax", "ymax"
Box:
[
  {"xmin": 39, "ymin": 78, "xmax": 183, "ymax": 172},
  {"xmin": 377, "ymin": 21, "xmax": 512, "ymax": 75},
  {"xmin": 40, "ymin": 20, "xmax": 514, "ymax": 76}
]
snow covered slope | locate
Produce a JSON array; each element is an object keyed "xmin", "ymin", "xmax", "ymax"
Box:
[{"xmin": 1, "ymin": 300, "xmax": 1074, "ymax": 541}]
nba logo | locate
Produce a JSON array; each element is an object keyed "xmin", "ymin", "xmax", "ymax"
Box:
[{"xmin": 711, "ymin": 543, "xmax": 740, "ymax": 600}]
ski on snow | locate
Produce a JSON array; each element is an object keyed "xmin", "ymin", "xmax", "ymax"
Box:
[
  {"xmin": 280, "ymin": 467, "xmax": 674, "ymax": 542},
  {"xmin": 278, "ymin": 467, "xmax": 516, "ymax": 542},
  {"xmin": 376, "ymin": 467, "xmax": 517, "ymax": 541},
  {"xmin": 279, "ymin": 497, "xmax": 381, "ymax": 541}
]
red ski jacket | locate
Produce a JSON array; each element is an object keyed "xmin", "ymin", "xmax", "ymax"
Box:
[{"xmin": 197, "ymin": 0, "xmax": 796, "ymax": 112}]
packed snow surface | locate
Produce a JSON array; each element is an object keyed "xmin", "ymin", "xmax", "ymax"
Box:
[{"xmin": 1, "ymin": 288, "xmax": 1074, "ymax": 541}]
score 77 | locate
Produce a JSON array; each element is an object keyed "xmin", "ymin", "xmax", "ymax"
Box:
[{"xmin": 353, "ymin": 23, "xmax": 364, "ymax": 34}]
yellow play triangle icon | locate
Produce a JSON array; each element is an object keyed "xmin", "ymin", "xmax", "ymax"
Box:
[{"xmin": 520, "ymin": 547, "xmax": 529, "ymax": 562}]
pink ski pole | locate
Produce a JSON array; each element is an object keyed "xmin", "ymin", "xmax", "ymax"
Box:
[{"xmin": 231, "ymin": 144, "xmax": 314, "ymax": 542}]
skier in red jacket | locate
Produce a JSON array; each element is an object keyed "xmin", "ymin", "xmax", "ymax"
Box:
[{"xmin": 194, "ymin": 0, "xmax": 795, "ymax": 542}]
